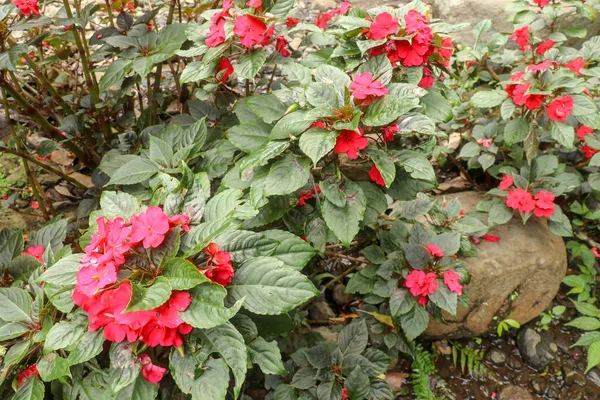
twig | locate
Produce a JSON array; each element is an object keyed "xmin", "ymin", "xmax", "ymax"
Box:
[
  {"xmin": 267, "ymin": 64, "xmax": 277, "ymax": 93},
  {"xmin": 322, "ymin": 262, "xmax": 362, "ymax": 290},
  {"xmin": 576, "ymin": 231, "xmax": 600, "ymax": 249}
]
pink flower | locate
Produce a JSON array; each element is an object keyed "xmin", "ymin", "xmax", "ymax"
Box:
[
  {"xmin": 246, "ymin": 0, "xmax": 261, "ymax": 8},
  {"xmin": 510, "ymin": 26, "xmax": 530, "ymax": 51},
  {"xmin": 533, "ymin": 0, "xmax": 550, "ymax": 6},
  {"xmin": 443, "ymin": 270, "xmax": 463, "ymax": 295},
  {"xmin": 367, "ymin": 12, "xmax": 398, "ymax": 40},
  {"xmin": 16, "ymin": 364, "xmax": 39, "ymax": 388},
  {"xmin": 275, "ymin": 36, "xmax": 291, "ymax": 57},
  {"xmin": 535, "ymin": 40, "xmax": 554, "ymax": 55},
  {"xmin": 200, "ymin": 243, "xmax": 235, "ymax": 286},
  {"xmin": 382, "ymin": 124, "xmax": 399, "ymax": 142},
  {"xmin": 499, "ymin": 175, "xmax": 514, "ymax": 191},
  {"xmin": 533, "ymin": 191, "xmax": 555, "ymax": 218},
  {"xmin": 130, "ymin": 207, "xmax": 170, "ymax": 249},
  {"xmin": 206, "ymin": 19, "xmax": 227, "ymax": 47},
  {"xmin": 528, "ymin": 60, "xmax": 553, "ymax": 72},
  {"xmin": 334, "ymin": 129, "xmax": 369, "ymax": 159},
  {"xmin": 75, "ymin": 259, "xmax": 118, "ymax": 297},
  {"xmin": 168, "ymin": 214, "xmax": 191, "ymax": 233},
  {"xmin": 342, "ymin": 387, "xmax": 349, "ymax": 400},
  {"xmin": 477, "ymin": 138, "xmax": 493, "ymax": 148},
  {"xmin": 369, "ymin": 165, "xmax": 385, "ymax": 186},
  {"xmin": 233, "ymin": 15, "xmax": 273, "ymax": 48},
  {"xmin": 12, "ymin": 0, "xmax": 40, "ymax": 16},
  {"xmin": 426, "ymin": 243, "xmax": 444, "ymax": 258},
  {"xmin": 139, "ymin": 354, "xmax": 167, "ymax": 385},
  {"xmin": 481, "ymin": 234, "xmax": 500, "ymax": 242},
  {"xmin": 30, "ymin": 201, "xmax": 39, "ymax": 209},
  {"xmin": 564, "ymin": 58, "xmax": 585, "ymax": 76},
  {"xmin": 404, "ymin": 270, "xmax": 438, "ymax": 305},
  {"xmin": 576, "ymin": 126, "xmax": 594, "ymax": 141},
  {"xmin": 314, "ymin": 2, "xmax": 352, "ymax": 29},
  {"xmin": 22, "ymin": 245, "xmax": 44, "ymax": 263},
  {"xmin": 506, "ymin": 188, "xmax": 535, "ymax": 214},
  {"xmin": 350, "ymin": 72, "xmax": 388, "ymax": 105},
  {"xmin": 546, "ymin": 96, "xmax": 574, "ymax": 122},
  {"xmin": 511, "ymin": 71, "xmax": 526, "ymax": 81}
]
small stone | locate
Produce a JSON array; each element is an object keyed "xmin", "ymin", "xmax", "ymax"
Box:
[
  {"xmin": 311, "ymin": 0, "xmax": 337, "ymax": 11},
  {"xmin": 531, "ymin": 377, "xmax": 548, "ymax": 395},
  {"xmin": 586, "ymin": 369, "xmax": 600, "ymax": 387},
  {"xmin": 507, "ymin": 355, "xmax": 523, "ymax": 370},
  {"xmin": 561, "ymin": 386, "xmax": 583, "ymax": 400},
  {"xmin": 290, "ymin": 37, "xmax": 303, "ymax": 51},
  {"xmin": 498, "ymin": 385, "xmax": 533, "ymax": 400},
  {"xmin": 516, "ymin": 328, "xmax": 557, "ymax": 371},
  {"xmin": 331, "ymin": 284, "xmax": 354, "ymax": 307},
  {"xmin": 307, "ymin": 301, "xmax": 336, "ymax": 321},
  {"xmin": 485, "ymin": 349, "xmax": 507, "ymax": 365}
]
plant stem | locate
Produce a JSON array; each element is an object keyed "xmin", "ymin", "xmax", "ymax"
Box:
[{"xmin": 267, "ymin": 64, "xmax": 277, "ymax": 93}]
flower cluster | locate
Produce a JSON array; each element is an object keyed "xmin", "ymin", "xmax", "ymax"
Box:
[
  {"xmin": 499, "ymin": 176, "xmax": 556, "ymax": 218},
  {"xmin": 12, "ymin": 0, "xmax": 40, "ymax": 17},
  {"xmin": 70, "ymin": 206, "xmax": 234, "ymax": 384},
  {"xmin": 404, "ymin": 244, "xmax": 463, "ymax": 305}
]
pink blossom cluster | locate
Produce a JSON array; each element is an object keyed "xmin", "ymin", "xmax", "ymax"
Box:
[
  {"xmin": 498, "ymin": 176, "xmax": 556, "ymax": 218},
  {"xmin": 404, "ymin": 244, "xmax": 463, "ymax": 305}
]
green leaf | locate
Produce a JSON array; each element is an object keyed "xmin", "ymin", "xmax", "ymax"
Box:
[
  {"xmin": 400, "ymin": 304, "xmax": 429, "ymax": 341},
  {"xmin": 162, "ymin": 258, "xmax": 210, "ymax": 290},
  {"xmin": 107, "ymin": 157, "xmax": 160, "ymax": 185},
  {"xmin": 235, "ymin": 50, "xmax": 268, "ymax": 79},
  {"xmin": 429, "ymin": 284, "xmax": 458, "ymax": 316},
  {"xmin": 0, "ymin": 228, "xmax": 24, "ymax": 267},
  {"xmin": 67, "ymin": 330, "xmax": 105, "ymax": 366},
  {"xmin": 548, "ymin": 207, "xmax": 573, "ymax": 237},
  {"xmin": 586, "ymin": 341, "xmax": 600, "ymax": 373},
  {"xmin": 565, "ymin": 26, "xmax": 588, "ymax": 38},
  {"xmin": 273, "ymin": 384, "xmax": 298, "ymax": 400},
  {"xmin": 0, "ymin": 288, "xmax": 32, "ymax": 323},
  {"xmin": 299, "ymin": 128, "xmax": 338, "ymax": 165},
  {"xmin": 306, "ymin": 82, "xmax": 339, "ymax": 108},
  {"xmin": 504, "ymin": 117, "xmax": 529, "ymax": 146},
  {"xmin": 363, "ymin": 96, "xmax": 418, "ymax": 127},
  {"xmin": 248, "ymin": 337, "xmax": 287, "ymax": 375},
  {"xmin": 488, "ymin": 203, "xmax": 513, "ymax": 225},
  {"xmin": 148, "ymin": 135, "xmax": 173, "ymax": 166},
  {"xmin": 180, "ymin": 61, "xmax": 215, "ymax": 83},
  {"xmin": 262, "ymin": 230, "xmax": 316, "ymax": 270},
  {"xmin": 322, "ymin": 181, "xmax": 366, "ymax": 246},
  {"xmin": 227, "ymin": 120, "xmax": 271, "ymax": 153},
  {"xmin": 124, "ymin": 277, "xmax": 172, "ymax": 312},
  {"xmin": 204, "ymin": 189, "xmax": 243, "ymax": 221},
  {"xmin": 430, "ymin": 232, "xmax": 460, "ymax": 255},
  {"xmin": 368, "ymin": 148, "xmax": 396, "ymax": 188},
  {"xmin": 100, "ymin": 191, "xmax": 143, "ymax": 220},
  {"xmin": 37, "ymin": 254, "xmax": 83, "ymax": 286},
  {"xmin": 550, "ymin": 121, "xmax": 574, "ymax": 149},
  {"xmin": 396, "ymin": 151, "xmax": 436, "ymax": 182},
  {"xmin": 179, "ymin": 283, "xmax": 243, "ymax": 329},
  {"xmin": 0, "ymin": 321, "xmax": 29, "ymax": 341},
  {"xmin": 320, "ymin": 178, "xmax": 346, "ymax": 208},
  {"xmin": 30, "ymin": 218, "xmax": 67, "ymax": 253},
  {"xmin": 470, "ymin": 90, "xmax": 507, "ymax": 108},
  {"xmin": 338, "ymin": 320, "xmax": 368, "ymax": 356},
  {"xmin": 198, "ymin": 322, "xmax": 247, "ymax": 399},
  {"xmin": 566, "ymin": 317, "xmax": 600, "ymax": 331},
  {"xmin": 44, "ymin": 320, "xmax": 85, "ymax": 354},
  {"xmin": 420, "ymin": 90, "xmax": 453, "ymax": 123},
  {"xmin": 12, "ymin": 376, "xmax": 44, "ymax": 400},
  {"xmin": 228, "ymin": 256, "xmax": 318, "ymax": 315},
  {"xmin": 37, "ymin": 353, "xmax": 71, "ymax": 381},
  {"xmin": 282, "ymin": 62, "xmax": 312, "ymax": 85},
  {"xmin": 264, "ymin": 155, "xmax": 311, "ymax": 196},
  {"xmin": 401, "ymin": 198, "xmax": 434, "ymax": 219},
  {"xmin": 192, "ymin": 358, "xmax": 230, "ymax": 400},
  {"xmin": 291, "ymin": 367, "xmax": 317, "ymax": 389},
  {"xmin": 390, "ymin": 288, "xmax": 416, "ymax": 317},
  {"xmin": 345, "ymin": 366, "xmax": 370, "ymax": 400},
  {"xmin": 317, "ymin": 381, "xmax": 342, "ymax": 400},
  {"xmin": 214, "ymin": 230, "xmax": 278, "ymax": 263},
  {"xmin": 99, "ymin": 59, "xmax": 133, "ymax": 92}
]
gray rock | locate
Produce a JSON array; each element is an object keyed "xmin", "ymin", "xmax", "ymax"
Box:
[
  {"xmin": 516, "ymin": 328, "xmax": 557, "ymax": 371},
  {"xmin": 498, "ymin": 385, "xmax": 533, "ymax": 400},
  {"xmin": 507, "ymin": 355, "xmax": 523, "ymax": 370},
  {"xmin": 307, "ymin": 301, "xmax": 336, "ymax": 321},
  {"xmin": 426, "ymin": 192, "xmax": 567, "ymax": 338},
  {"xmin": 485, "ymin": 349, "xmax": 506, "ymax": 366},
  {"xmin": 331, "ymin": 284, "xmax": 353, "ymax": 306}
]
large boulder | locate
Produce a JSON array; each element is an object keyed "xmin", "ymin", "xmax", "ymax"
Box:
[{"xmin": 425, "ymin": 191, "xmax": 567, "ymax": 338}]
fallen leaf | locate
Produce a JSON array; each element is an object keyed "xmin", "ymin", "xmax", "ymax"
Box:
[{"xmin": 385, "ymin": 372, "xmax": 409, "ymax": 392}]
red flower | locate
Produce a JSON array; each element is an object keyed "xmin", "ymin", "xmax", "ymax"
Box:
[
  {"xmin": 314, "ymin": 2, "xmax": 351, "ymax": 29},
  {"xmin": 12, "ymin": 0, "xmax": 40, "ymax": 17},
  {"xmin": 419, "ymin": 67, "xmax": 434, "ymax": 89},
  {"xmin": 382, "ymin": 124, "xmax": 399, "ymax": 142},
  {"xmin": 297, "ymin": 186, "xmax": 321, "ymax": 206},
  {"xmin": 246, "ymin": 0, "xmax": 261, "ymax": 8},
  {"xmin": 434, "ymin": 37, "xmax": 454, "ymax": 68},
  {"xmin": 275, "ymin": 36, "xmax": 291, "ymax": 57},
  {"xmin": 404, "ymin": 270, "xmax": 438, "ymax": 305},
  {"xmin": 506, "ymin": 188, "xmax": 535, "ymax": 214},
  {"xmin": 481, "ymin": 234, "xmax": 500, "ymax": 242},
  {"xmin": 511, "ymin": 71, "xmax": 526, "ymax": 81},
  {"xmin": 342, "ymin": 388, "xmax": 349, "ymax": 400},
  {"xmin": 510, "ymin": 26, "xmax": 530, "ymax": 51},
  {"xmin": 233, "ymin": 15, "xmax": 273, "ymax": 48},
  {"xmin": 22, "ymin": 245, "xmax": 44, "ymax": 263},
  {"xmin": 216, "ymin": 57, "xmax": 233, "ymax": 83},
  {"xmin": 286, "ymin": 17, "xmax": 300, "ymax": 28},
  {"xmin": 369, "ymin": 165, "xmax": 385, "ymax": 186},
  {"xmin": 507, "ymin": 82, "xmax": 544, "ymax": 110},
  {"xmin": 443, "ymin": 270, "xmax": 463, "ymax": 296},
  {"xmin": 499, "ymin": 175, "xmax": 514, "ymax": 191},
  {"xmin": 168, "ymin": 214, "xmax": 191, "ymax": 233},
  {"xmin": 535, "ymin": 40, "xmax": 554, "ymax": 55},
  {"xmin": 367, "ymin": 12, "xmax": 398, "ymax": 40},
  {"xmin": 334, "ymin": 129, "xmax": 369, "ymax": 159},
  {"xmin": 592, "ymin": 247, "xmax": 600, "ymax": 258},
  {"xmin": 139, "ymin": 291, "xmax": 192, "ymax": 348},
  {"xmin": 30, "ymin": 201, "xmax": 39, "ymax": 209},
  {"xmin": 546, "ymin": 96, "xmax": 574, "ymax": 122},
  {"xmin": 564, "ymin": 58, "xmax": 585, "ymax": 76},
  {"xmin": 533, "ymin": 0, "xmax": 549, "ymax": 6},
  {"xmin": 528, "ymin": 60, "xmax": 553, "ymax": 72},
  {"xmin": 477, "ymin": 138, "xmax": 493, "ymax": 148},
  {"xmin": 130, "ymin": 207, "xmax": 170, "ymax": 249},
  {"xmin": 206, "ymin": 19, "xmax": 227, "ymax": 47},
  {"xmin": 200, "ymin": 243, "xmax": 235, "ymax": 286},
  {"xmin": 350, "ymin": 72, "xmax": 388, "ymax": 105},
  {"xmin": 16, "ymin": 364, "xmax": 40, "ymax": 388},
  {"xmin": 533, "ymin": 191, "xmax": 555, "ymax": 218},
  {"xmin": 583, "ymin": 145, "xmax": 599, "ymax": 159},
  {"xmin": 139, "ymin": 354, "xmax": 167, "ymax": 385},
  {"xmin": 425, "ymin": 243, "xmax": 444, "ymax": 258},
  {"xmin": 576, "ymin": 126, "xmax": 594, "ymax": 141}
]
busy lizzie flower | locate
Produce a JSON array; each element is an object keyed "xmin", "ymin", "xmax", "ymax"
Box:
[
  {"xmin": 334, "ymin": 129, "xmax": 369, "ymax": 159},
  {"xmin": 16, "ymin": 364, "xmax": 40, "ymax": 388},
  {"xmin": 498, "ymin": 175, "xmax": 514, "ymax": 191},
  {"xmin": 139, "ymin": 355, "xmax": 167, "ymax": 384},
  {"xmin": 506, "ymin": 188, "xmax": 535, "ymax": 214},
  {"xmin": 12, "ymin": 0, "xmax": 40, "ymax": 17},
  {"xmin": 576, "ymin": 126, "xmax": 594, "ymax": 141},
  {"xmin": 367, "ymin": 12, "xmax": 398, "ymax": 41},
  {"xmin": 369, "ymin": 164, "xmax": 385, "ymax": 186},
  {"xmin": 510, "ymin": 26, "xmax": 530, "ymax": 51},
  {"xmin": 404, "ymin": 270, "xmax": 438, "ymax": 305},
  {"xmin": 564, "ymin": 58, "xmax": 585, "ymax": 76},
  {"xmin": 533, "ymin": 191, "xmax": 555, "ymax": 218},
  {"xmin": 546, "ymin": 96, "xmax": 574, "ymax": 122},
  {"xmin": 426, "ymin": 243, "xmax": 444, "ymax": 258},
  {"xmin": 22, "ymin": 245, "xmax": 44, "ymax": 263},
  {"xmin": 443, "ymin": 270, "xmax": 463, "ymax": 295}
]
